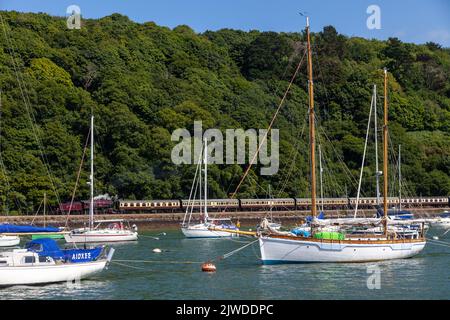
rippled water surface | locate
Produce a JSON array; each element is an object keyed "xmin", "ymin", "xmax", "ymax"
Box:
[{"xmin": 1, "ymin": 228, "xmax": 449, "ymax": 300}]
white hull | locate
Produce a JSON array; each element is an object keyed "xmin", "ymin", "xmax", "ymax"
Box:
[
  {"xmin": 259, "ymin": 237, "xmax": 426, "ymax": 264},
  {"xmin": 65, "ymin": 230, "xmax": 138, "ymax": 243},
  {"xmin": 0, "ymin": 236, "xmax": 20, "ymax": 247},
  {"xmin": 181, "ymin": 225, "xmax": 237, "ymax": 238},
  {"xmin": 0, "ymin": 260, "xmax": 107, "ymax": 286},
  {"xmin": 429, "ymin": 219, "xmax": 450, "ymax": 229}
]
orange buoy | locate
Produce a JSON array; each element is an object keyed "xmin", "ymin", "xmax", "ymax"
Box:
[{"xmin": 201, "ymin": 261, "xmax": 216, "ymax": 272}]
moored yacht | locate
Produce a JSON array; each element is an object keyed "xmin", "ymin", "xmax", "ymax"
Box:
[
  {"xmin": 65, "ymin": 219, "xmax": 138, "ymax": 243},
  {"xmin": 0, "ymin": 238, "xmax": 114, "ymax": 286},
  {"xmin": 181, "ymin": 138, "xmax": 239, "ymax": 238},
  {"xmin": 64, "ymin": 116, "xmax": 138, "ymax": 244},
  {"xmin": 258, "ymin": 18, "xmax": 426, "ymax": 264},
  {"xmin": 429, "ymin": 211, "xmax": 450, "ymax": 229}
]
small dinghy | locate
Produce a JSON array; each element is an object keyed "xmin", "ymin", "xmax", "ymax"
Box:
[
  {"xmin": 0, "ymin": 235, "xmax": 20, "ymax": 247},
  {"xmin": 0, "ymin": 238, "xmax": 114, "ymax": 286}
]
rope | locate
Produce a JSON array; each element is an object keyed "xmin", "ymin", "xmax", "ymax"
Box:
[
  {"xmin": 229, "ymin": 50, "xmax": 307, "ymax": 200},
  {"xmin": 215, "ymin": 239, "xmax": 259, "ymax": 261},
  {"xmin": 354, "ymin": 91, "xmax": 374, "ymax": 218},
  {"xmin": 65, "ymin": 128, "xmax": 91, "ymax": 227},
  {"xmin": 114, "ymin": 259, "xmax": 203, "ymax": 264},
  {"xmin": 138, "ymin": 234, "xmax": 161, "ymax": 240},
  {"xmin": 426, "ymin": 239, "xmax": 450, "ymax": 249},
  {"xmin": 0, "ymin": 14, "xmax": 62, "ymax": 209},
  {"xmin": 111, "ymin": 261, "xmax": 150, "ymax": 270}
]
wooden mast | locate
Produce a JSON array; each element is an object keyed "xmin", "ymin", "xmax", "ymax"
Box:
[
  {"xmin": 382, "ymin": 68, "xmax": 388, "ymax": 237},
  {"xmin": 306, "ymin": 17, "xmax": 317, "ymax": 218}
]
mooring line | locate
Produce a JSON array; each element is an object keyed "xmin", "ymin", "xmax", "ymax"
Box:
[
  {"xmin": 426, "ymin": 238, "xmax": 450, "ymax": 249},
  {"xmin": 138, "ymin": 235, "xmax": 161, "ymax": 240},
  {"xmin": 111, "ymin": 261, "xmax": 150, "ymax": 270},
  {"xmin": 114, "ymin": 259, "xmax": 204, "ymax": 264},
  {"xmin": 214, "ymin": 239, "xmax": 259, "ymax": 261},
  {"xmin": 427, "ymin": 237, "xmax": 450, "ymax": 245}
]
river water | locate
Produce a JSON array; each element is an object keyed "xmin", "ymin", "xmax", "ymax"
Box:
[{"xmin": 1, "ymin": 227, "xmax": 449, "ymax": 300}]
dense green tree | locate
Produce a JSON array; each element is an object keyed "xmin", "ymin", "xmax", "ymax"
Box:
[{"xmin": 0, "ymin": 11, "xmax": 449, "ymax": 214}]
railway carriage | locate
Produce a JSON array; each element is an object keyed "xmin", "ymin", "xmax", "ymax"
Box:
[
  {"xmin": 239, "ymin": 198, "xmax": 296, "ymax": 211},
  {"xmin": 114, "ymin": 196, "xmax": 449, "ymax": 214},
  {"xmin": 180, "ymin": 199, "xmax": 239, "ymax": 212},
  {"xmin": 119, "ymin": 200, "xmax": 181, "ymax": 213}
]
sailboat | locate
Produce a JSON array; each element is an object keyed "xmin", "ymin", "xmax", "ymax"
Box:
[
  {"xmin": 0, "ymin": 238, "xmax": 114, "ymax": 286},
  {"xmin": 64, "ymin": 116, "xmax": 138, "ymax": 243},
  {"xmin": 181, "ymin": 138, "xmax": 239, "ymax": 238},
  {"xmin": 429, "ymin": 211, "xmax": 450, "ymax": 229},
  {"xmin": 257, "ymin": 17, "xmax": 426, "ymax": 263},
  {"xmin": 351, "ymin": 87, "xmax": 421, "ymax": 237}
]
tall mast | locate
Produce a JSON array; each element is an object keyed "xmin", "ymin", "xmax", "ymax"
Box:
[
  {"xmin": 89, "ymin": 115, "xmax": 94, "ymax": 230},
  {"xmin": 306, "ymin": 16, "xmax": 317, "ymax": 218},
  {"xmin": 204, "ymin": 137, "xmax": 208, "ymax": 222},
  {"xmin": 374, "ymin": 84, "xmax": 380, "ymax": 206},
  {"xmin": 43, "ymin": 192, "xmax": 46, "ymax": 227},
  {"xmin": 382, "ymin": 69, "xmax": 388, "ymax": 237},
  {"xmin": 398, "ymin": 144, "xmax": 402, "ymax": 211},
  {"xmin": 319, "ymin": 145, "xmax": 324, "ymax": 213}
]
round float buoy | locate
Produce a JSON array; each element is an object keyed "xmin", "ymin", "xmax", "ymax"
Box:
[
  {"xmin": 153, "ymin": 248, "xmax": 162, "ymax": 253},
  {"xmin": 201, "ymin": 262, "xmax": 216, "ymax": 272},
  {"xmin": 432, "ymin": 236, "xmax": 439, "ymax": 240}
]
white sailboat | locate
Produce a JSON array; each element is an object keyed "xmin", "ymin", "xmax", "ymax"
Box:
[
  {"xmin": 0, "ymin": 238, "xmax": 114, "ymax": 286},
  {"xmin": 181, "ymin": 138, "xmax": 239, "ymax": 238},
  {"xmin": 429, "ymin": 211, "xmax": 450, "ymax": 229},
  {"xmin": 64, "ymin": 116, "xmax": 138, "ymax": 243},
  {"xmin": 258, "ymin": 17, "xmax": 426, "ymax": 264}
]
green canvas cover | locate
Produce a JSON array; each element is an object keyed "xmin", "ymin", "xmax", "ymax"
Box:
[{"xmin": 313, "ymin": 232, "xmax": 345, "ymax": 240}]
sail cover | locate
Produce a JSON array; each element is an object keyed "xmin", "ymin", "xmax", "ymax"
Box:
[
  {"xmin": 0, "ymin": 224, "xmax": 60, "ymax": 233},
  {"xmin": 26, "ymin": 238, "xmax": 102, "ymax": 263}
]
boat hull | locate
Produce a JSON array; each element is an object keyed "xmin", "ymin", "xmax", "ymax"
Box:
[
  {"xmin": 0, "ymin": 236, "xmax": 20, "ymax": 247},
  {"xmin": 181, "ymin": 226, "xmax": 237, "ymax": 238},
  {"xmin": 259, "ymin": 236, "xmax": 426, "ymax": 264},
  {"xmin": 429, "ymin": 219, "xmax": 450, "ymax": 229},
  {"xmin": 0, "ymin": 260, "xmax": 107, "ymax": 286},
  {"xmin": 64, "ymin": 231, "xmax": 138, "ymax": 243}
]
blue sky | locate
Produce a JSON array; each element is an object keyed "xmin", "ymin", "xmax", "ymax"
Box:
[{"xmin": 1, "ymin": 0, "xmax": 449, "ymax": 46}]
